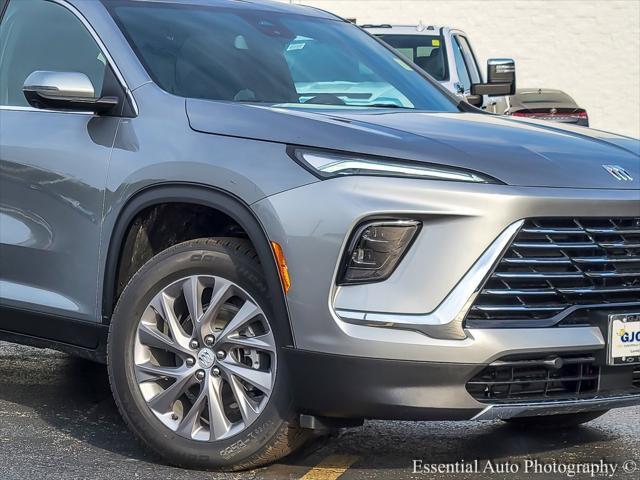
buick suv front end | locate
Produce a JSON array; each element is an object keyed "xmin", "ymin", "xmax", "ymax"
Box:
[
  {"xmin": 0, "ymin": 0, "xmax": 638, "ymax": 472},
  {"xmin": 255, "ymin": 174, "xmax": 640, "ymax": 421}
]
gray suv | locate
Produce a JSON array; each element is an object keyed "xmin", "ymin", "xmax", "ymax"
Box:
[{"xmin": 1, "ymin": 0, "xmax": 639, "ymax": 472}]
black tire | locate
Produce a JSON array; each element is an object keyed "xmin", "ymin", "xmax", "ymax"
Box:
[
  {"xmin": 504, "ymin": 410, "xmax": 609, "ymax": 429},
  {"xmin": 107, "ymin": 237, "xmax": 310, "ymax": 471}
]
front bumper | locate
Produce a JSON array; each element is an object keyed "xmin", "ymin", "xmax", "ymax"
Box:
[
  {"xmin": 255, "ymin": 176, "xmax": 640, "ymax": 419},
  {"xmin": 253, "ymin": 176, "xmax": 639, "ymax": 363},
  {"xmin": 284, "ymin": 348, "xmax": 640, "ymax": 420}
]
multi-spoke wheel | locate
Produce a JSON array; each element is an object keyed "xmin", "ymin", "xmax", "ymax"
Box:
[
  {"xmin": 134, "ymin": 275, "xmax": 276, "ymax": 442},
  {"xmin": 108, "ymin": 238, "xmax": 309, "ymax": 471}
]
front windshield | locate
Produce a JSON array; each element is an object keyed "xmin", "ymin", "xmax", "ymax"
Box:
[{"xmin": 107, "ymin": 1, "xmax": 457, "ymax": 111}]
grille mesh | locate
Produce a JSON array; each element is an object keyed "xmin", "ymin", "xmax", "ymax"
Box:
[
  {"xmin": 466, "ymin": 354, "xmax": 599, "ymax": 403},
  {"xmin": 466, "ymin": 218, "xmax": 640, "ymax": 323}
]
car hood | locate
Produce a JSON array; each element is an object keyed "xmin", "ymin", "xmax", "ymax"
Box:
[{"xmin": 186, "ymin": 99, "xmax": 640, "ymax": 189}]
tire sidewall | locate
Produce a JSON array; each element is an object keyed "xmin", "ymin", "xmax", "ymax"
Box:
[{"xmin": 108, "ymin": 240, "xmax": 294, "ymax": 469}]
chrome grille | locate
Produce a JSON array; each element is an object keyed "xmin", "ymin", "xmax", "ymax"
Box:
[{"xmin": 467, "ymin": 218, "xmax": 640, "ymax": 323}]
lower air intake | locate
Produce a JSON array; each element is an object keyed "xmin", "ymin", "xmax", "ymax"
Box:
[{"xmin": 466, "ymin": 353, "xmax": 599, "ymax": 403}]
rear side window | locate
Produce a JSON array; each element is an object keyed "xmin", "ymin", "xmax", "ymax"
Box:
[
  {"xmin": 0, "ymin": 0, "xmax": 106, "ymax": 107},
  {"xmin": 377, "ymin": 34, "xmax": 449, "ymax": 81}
]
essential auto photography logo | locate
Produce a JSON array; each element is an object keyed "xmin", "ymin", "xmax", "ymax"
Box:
[{"xmin": 412, "ymin": 458, "xmax": 638, "ymax": 477}]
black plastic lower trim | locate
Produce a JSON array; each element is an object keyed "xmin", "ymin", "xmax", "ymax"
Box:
[
  {"xmin": 283, "ymin": 348, "xmax": 483, "ymax": 420},
  {"xmin": 0, "ymin": 304, "xmax": 107, "ymax": 362}
]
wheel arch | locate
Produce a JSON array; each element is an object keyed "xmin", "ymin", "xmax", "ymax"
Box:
[{"xmin": 101, "ymin": 182, "xmax": 293, "ymax": 345}]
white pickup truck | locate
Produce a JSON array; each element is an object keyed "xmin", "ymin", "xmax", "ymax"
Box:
[{"xmin": 362, "ymin": 24, "xmax": 515, "ymax": 108}]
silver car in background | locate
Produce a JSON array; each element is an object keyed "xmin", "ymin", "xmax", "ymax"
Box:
[{"xmin": 0, "ymin": 0, "xmax": 639, "ymax": 472}]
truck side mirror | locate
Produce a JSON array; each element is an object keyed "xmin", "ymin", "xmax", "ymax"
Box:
[
  {"xmin": 471, "ymin": 58, "xmax": 516, "ymax": 97},
  {"xmin": 465, "ymin": 95, "xmax": 483, "ymax": 107}
]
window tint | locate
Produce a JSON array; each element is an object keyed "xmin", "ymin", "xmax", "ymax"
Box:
[
  {"xmin": 451, "ymin": 36, "xmax": 471, "ymax": 92},
  {"xmin": 107, "ymin": 2, "xmax": 457, "ymax": 111},
  {"xmin": 0, "ymin": 0, "xmax": 106, "ymax": 107},
  {"xmin": 377, "ymin": 34, "xmax": 448, "ymax": 81}
]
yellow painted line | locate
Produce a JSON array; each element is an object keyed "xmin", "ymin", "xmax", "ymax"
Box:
[{"xmin": 299, "ymin": 454, "xmax": 360, "ymax": 480}]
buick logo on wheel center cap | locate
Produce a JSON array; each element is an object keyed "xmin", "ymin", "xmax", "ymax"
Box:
[{"xmin": 197, "ymin": 348, "xmax": 216, "ymax": 369}]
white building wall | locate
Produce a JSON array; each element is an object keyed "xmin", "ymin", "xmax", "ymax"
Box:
[{"xmin": 283, "ymin": 0, "xmax": 640, "ymax": 138}]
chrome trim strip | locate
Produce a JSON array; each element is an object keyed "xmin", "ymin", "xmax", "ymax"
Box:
[
  {"xmin": 472, "ymin": 305, "xmax": 565, "ymax": 312},
  {"xmin": 494, "ymin": 271, "xmax": 583, "ymax": 279},
  {"xmin": 573, "ymin": 256, "xmax": 639, "ymax": 264},
  {"xmin": 482, "ymin": 288, "xmax": 555, "ymax": 296},
  {"xmin": 522, "ymin": 227, "xmax": 582, "ymax": 234},
  {"xmin": 557, "ymin": 286, "xmax": 640, "ymax": 294},
  {"xmin": 586, "ymin": 227, "xmax": 640, "ymax": 234},
  {"xmin": 513, "ymin": 241, "xmax": 640, "ymax": 249},
  {"xmin": 335, "ymin": 220, "xmax": 525, "ymax": 340},
  {"xmin": 501, "ymin": 257, "xmax": 572, "ymax": 265},
  {"xmin": 599, "ymin": 242, "xmax": 640, "ymax": 248},
  {"xmin": 471, "ymin": 394, "xmax": 640, "ymax": 421},
  {"xmin": 0, "ymin": 105, "xmax": 93, "ymax": 115},
  {"xmin": 512, "ymin": 242, "xmax": 595, "ymax": 249},
  {"xmin": 585, "ymin": 271, "xmax": 640, "ymax": 278}
]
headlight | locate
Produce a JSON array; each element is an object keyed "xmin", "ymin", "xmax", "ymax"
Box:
[
  {"xmin": 338, "ymin": 219, "xmax": 421, "ymax": 285},
  {"xmin": 291, "ymin": 148, "xmax": 498, "ymax": 183}
]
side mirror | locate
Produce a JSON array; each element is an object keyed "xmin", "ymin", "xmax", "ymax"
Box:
[
  {"xmin": 471, "ymin": 58, "xmax": 516, "ymax": 97},
  {"xmin": 23, "ymin": 71, "xmax": 118, "ymax": 113},
  {"xmin": 465, "ymin": 94, "xmax": 483, "ymax": 107}
]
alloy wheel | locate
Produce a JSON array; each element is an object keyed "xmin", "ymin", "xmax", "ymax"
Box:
[{"xmin": 133, "ymin": 275, "xmax": 276, "ymax": 441}]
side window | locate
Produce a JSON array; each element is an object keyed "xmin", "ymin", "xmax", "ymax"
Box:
[
  {"xmin": 451, "ymin": 36, "xmax": 471, "ymax": 92},
  {"xmin": 0, "ymin": 0, "xmax": 107, "ymax": 107},
  {"xmin": 456, "ymin": 36, "xmax": 481, "ymax": 84}
]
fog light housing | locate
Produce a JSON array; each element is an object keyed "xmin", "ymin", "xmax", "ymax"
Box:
[{"xmin": 338, "ymin": 220, "xmax": 421, "ymax": 285}]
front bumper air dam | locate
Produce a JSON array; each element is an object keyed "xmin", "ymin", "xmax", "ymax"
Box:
[
  {"xmin": 283, "ymin": 347, "xmax": 484, "ymax": 420},
  {"xmin": 283, "ymin": 348, "xmax": 640, "ymax": 421},
  {"xmin": 472, "ymin": 395, "xmax": 640, "ymax": 420}
]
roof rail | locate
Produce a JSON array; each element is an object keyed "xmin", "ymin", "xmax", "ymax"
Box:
[{"xmin": 361, "ymin": 24, "xmax": 437, "ymax": 31}]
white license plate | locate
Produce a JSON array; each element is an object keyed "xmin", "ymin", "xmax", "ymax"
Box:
[{"xmin": 608, "ymin": 313, "xmax": 640, "ymax": 365}]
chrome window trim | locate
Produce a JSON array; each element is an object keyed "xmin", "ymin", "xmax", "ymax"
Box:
[
  {"xmin": 334, "ymin": 219, "xmax": 525, "ymax": 340},
  {"xmin": 1, "ymin": 0, "xmax": 138, "ymax": 115},
  {"xmin": 0, "ymin": 105, "xmax": 93, "ymax": 115}
]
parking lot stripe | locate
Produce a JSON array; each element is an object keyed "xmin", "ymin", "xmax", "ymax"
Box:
[{"xmin": 299, "ymin": 454, "xmax": 360, "ymax": 480}]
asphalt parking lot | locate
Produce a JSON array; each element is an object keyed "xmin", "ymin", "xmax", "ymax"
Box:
[{"xmin": 0, "ymin": 341, "xmax": 638, "ymax": 480}]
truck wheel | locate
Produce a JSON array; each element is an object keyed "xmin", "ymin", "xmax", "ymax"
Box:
[
  {"xmin": 504, "ymin": 410, "xmax": 608, "ymax": 429},
  {"xmin": 107, "ymin": 238, "xmax": 309, "ymax": 470}
]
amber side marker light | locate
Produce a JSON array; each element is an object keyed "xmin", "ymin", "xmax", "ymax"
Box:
[{"xmin": 271, "ymin": 241, "xmax": 291, "ymax": 293}]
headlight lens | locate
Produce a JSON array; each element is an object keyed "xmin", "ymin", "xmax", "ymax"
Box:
[
  {"xmin": 339, "ymin": 220, "xmax": 421, "ymax": 285},
  {"xmin": 292, "ymin": 148, "xmax": 497, "ymax": 183}
]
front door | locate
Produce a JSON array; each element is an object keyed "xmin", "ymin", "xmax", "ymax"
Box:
[{"xmin": 0, "ymin": 0, "xmax": 119, "ymax": 329}]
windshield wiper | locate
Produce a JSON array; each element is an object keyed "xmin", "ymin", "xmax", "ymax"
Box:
[{"xmin": 367, "ymin": 103, "xmax": 412, "ymax": 109}]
